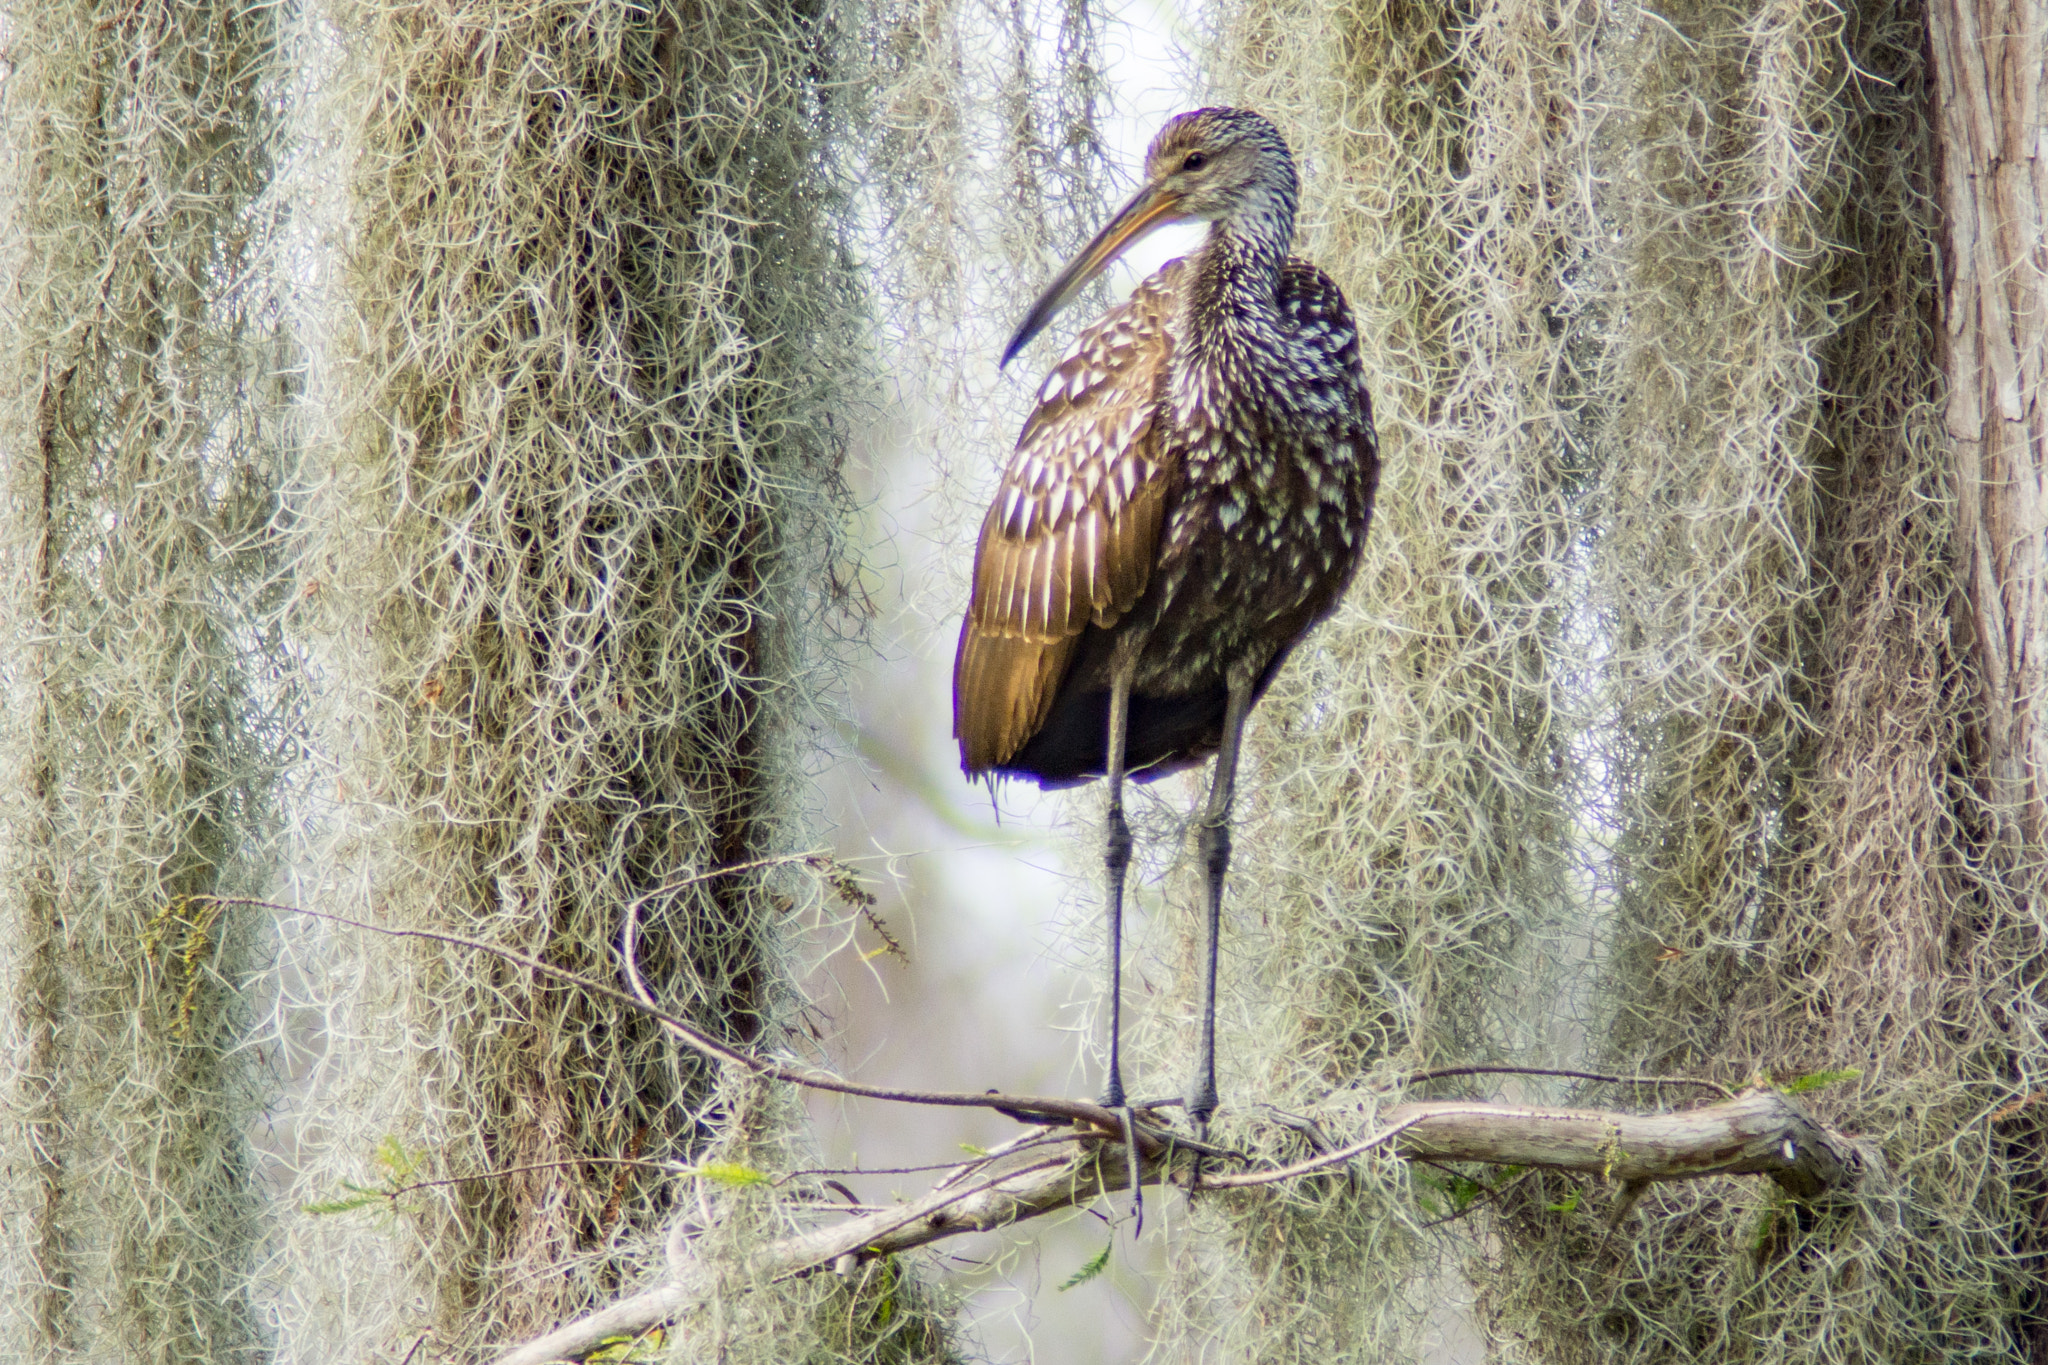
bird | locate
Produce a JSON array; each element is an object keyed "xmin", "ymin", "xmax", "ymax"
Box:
[{"xmin": 952, "ymin": 107, "xmax": 1380, "ymax": 1175}]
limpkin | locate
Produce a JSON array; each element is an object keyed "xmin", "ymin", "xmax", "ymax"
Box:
[{"xmin": 953, "ymin": 108, "xmax": 1379, "ymax": 1176}]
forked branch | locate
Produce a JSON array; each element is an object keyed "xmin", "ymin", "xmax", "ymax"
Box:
[
  {"xmin": 211, "ymin": 897, "xmax": 1867, "ymax": 1364},
  {"xmin": 491, "ymin": 1087, "xmax": 1868, "ymax": 1365}
]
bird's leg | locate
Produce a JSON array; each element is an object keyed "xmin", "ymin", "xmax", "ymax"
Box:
[
  {"xmin": 1188, "ymin": 668, "xmax": 1255, "ymax": 1189},
  {"xmin": 1103, "ymin": 661, "xmax": 1136, "ymax": 1110},
  {"xmin": 1103, "ymin": 648, "xmax": 1143, "ymax": 1229}
]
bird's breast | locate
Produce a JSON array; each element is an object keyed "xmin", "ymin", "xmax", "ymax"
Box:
[{"xmin": 1128, "ymin": 395, "xmax": 1369, "ymax": 694}]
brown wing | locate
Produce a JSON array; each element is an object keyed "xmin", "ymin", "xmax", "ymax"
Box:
[{"xmin": 953, "ymin": 265, "xmax": 1182, "ymax": 774}]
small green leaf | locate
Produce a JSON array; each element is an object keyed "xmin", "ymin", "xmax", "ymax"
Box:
[
  {"xmin": 958, "ymin": 1143, "xmax": 990, "ymax": 1157},
  {"xmin": 304, "ymin": 1192, "xmax": 384, "ymax": 1216},
  {"xmin": 375, "ymin": 1136, "xmax": 422, "ymax": 1180},
  {"xmin": 688, "ymin": 1160, "xmax": 769, "ymax": 1187},
  {"xmin": 1415, "ymin": 1167, "xmax": 1489, "ymax": 1216},
  {"xmin": 306, "ymin": 1139, "xmax": 423, "ymax": 1215},
  {"xmin": 1547, "ymin": 1187, "xmax": 1581, "ymax": 1215},
  {"xmin": 1781, "ymin": 1067, "xmax": 1861, "ymax": 1095},
  {"xmin": 868, "ymin": 1254, "xmax": 900, "ymax": 1326},
  {"xmin": 1058, "ymin": 1243, "xmax": 1113, "ymax": 1291},
  {"xmin": 586, "ymin": 1329, "xmax": 666, "ymax": 1362}
]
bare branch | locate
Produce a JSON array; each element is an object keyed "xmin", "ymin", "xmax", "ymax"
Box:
[
  {"xmin": 489, "ymin": 1087, "xmax": 1867, "ymax": 1365},
  {"xmin": 1383, "ymin": 1088, "xmax": 1864, "ymax": 1200},
  {"xmin": 1202, "ymin": 1112, "xmax": 1446, "ymax": 1188},
  {"xmin": 231, "ymin": 894, "xmax": 1869, "ymax": 1365}
]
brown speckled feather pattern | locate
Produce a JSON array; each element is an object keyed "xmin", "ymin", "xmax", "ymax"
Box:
[
  {"xmin": 953, "ymin": 266, "xmax": 1183, "ymax": 772},
  {"xmin": 955, "ymin": 245, "xmax": 1377, "ymax": 781},
  {"xmin": 954, "ymin": 105, "xmax": 1379, "ymax": 786}
]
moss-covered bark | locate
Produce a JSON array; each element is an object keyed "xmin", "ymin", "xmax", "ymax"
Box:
[
  {"xmin": 291, "ymin": 0, "xmax": 890, "ymax": 1351},
  {"xmin": 0, "ymin": 2, "xmax": 291, "ymax": 1359}
]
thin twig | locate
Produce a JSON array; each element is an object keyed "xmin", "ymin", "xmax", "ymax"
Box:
[
  {"xmin": 212, "ymin": 897, "xmax": 1132, "ymax": 1135},
  {"xmin": 612, "ymin": 889, "xmax": 1146, "ymax": 1141},
  {"xmin": 778, "ymin": 1131, "xmax": 1092, "ymax": 1184},
  {"xmin": 1201, "ymin": 1113, "xmax": 1447, "ymax": 1189},
  {"xmin": 382, "ymin": 1156, "xmax": 691, "ymax": 1200},
  {"xmin": 1412, "ymin": 1159, "xmax": 1537, "ymax": 1231},
  {"xmin": 765, "ymin": 1153, "xmax": 1080, "ymax": 1285},
  {"xmin": 1400, "ymin": 1064, "xmax": 1734, "ymax": 1098}
]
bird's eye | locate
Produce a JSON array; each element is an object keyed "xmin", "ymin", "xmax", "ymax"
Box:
[{"xmin": 1182, "ymin": 151, "xmax": 1208, "ymax": 171}]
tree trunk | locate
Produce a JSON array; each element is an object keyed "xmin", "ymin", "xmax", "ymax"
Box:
[
  {"xmin": 1930, "ymin": 0, "xmax": 2048, "ymax": 840},
  {"xmin": 1927, "ymin": 0, "xmax": 2048, "ymax": 1350}
]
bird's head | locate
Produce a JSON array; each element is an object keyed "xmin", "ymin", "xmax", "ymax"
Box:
[
  {"xmin": 1139, "ymin": 108, "xmax": 1298, "ymax": 226},
  {"xmin": 1001, "ymin": 108, "xmax": 1299, "ymax": 368}
]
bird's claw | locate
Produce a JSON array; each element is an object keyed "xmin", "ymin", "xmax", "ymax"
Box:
[
  {"xmin": 1187, "ymin": 1112, "xmax": 1216, "ymax": 1197},
  {"xmin": 1116, "ymin": 1104, "xmax": 1145, "ymax": 1236}
]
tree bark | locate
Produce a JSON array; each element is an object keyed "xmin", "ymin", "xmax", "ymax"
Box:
[{"xmin": 1928, "ymin": 0, "xmax": 2048, "ymax": 837}]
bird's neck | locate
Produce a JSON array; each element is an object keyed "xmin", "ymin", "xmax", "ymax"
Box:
[
  {"xmin": 1172, "ymin": 210, "xmax": 1292, "ymax": 427},
  {"xmin": 1180, "ymin": 212, "xmax": 1290, "ymax": 364}
]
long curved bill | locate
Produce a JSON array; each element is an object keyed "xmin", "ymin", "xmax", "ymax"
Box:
[{"xmin": 1000, "ymin": 184, "xmax": 1189, "ymax": 368}]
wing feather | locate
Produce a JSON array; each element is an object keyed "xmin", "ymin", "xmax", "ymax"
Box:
[
  {"xmin": 955, "ymin": 264, "xmax": 1183, "ymax": 773},
  {"xmin": 1050, "ymin": 522, "xmax": 1076, "ymax": 634}
]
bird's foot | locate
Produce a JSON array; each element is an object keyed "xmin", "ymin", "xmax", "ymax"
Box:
[
  {"xmin": 1185, "ymin": 1089, "xmax": 1218, "ymax": 1196},
  {"xmin": 1186, "ymin": 1120, "xmax": 1211, "ymax": 1196}
]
